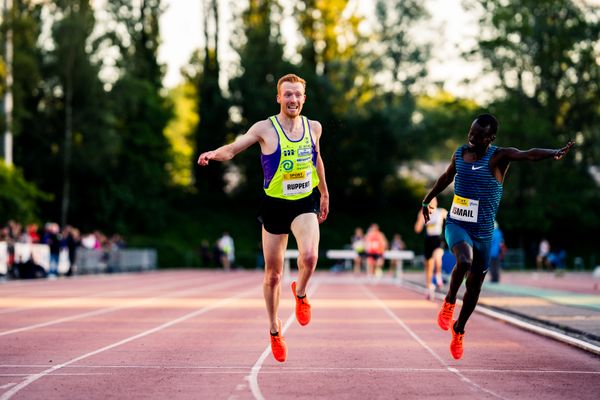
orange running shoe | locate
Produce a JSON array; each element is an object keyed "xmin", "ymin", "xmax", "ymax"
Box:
[
  {"xmin": 437, "ymin": 300, "xmax": 455, "ymax": 330},
  {"xmin": 270, "ymin": 319, "xmax": 287, "ymax": 362},
  {"xmin": 450, "ymin": 320, "xmax": 464, "ymax": 360},
  {"xmin": 291, "ymin": 281, "xmax": 311, "ymax": 326}
]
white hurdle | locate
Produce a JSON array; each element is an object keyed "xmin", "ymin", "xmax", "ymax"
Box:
[{"xmin": 283, "ymin": 248, "xmax": 415, "ymax": 282}]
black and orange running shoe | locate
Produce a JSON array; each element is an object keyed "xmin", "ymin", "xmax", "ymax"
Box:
[
  {"xmin": 450, "ymin": 320, "xmax": 465, "ymax": 360},
  {"xmin": 291, "ymin": 281, "xmax": 311, "ymax": 326},
  {"xmin": 270, "ymin": 319, "xmax": 287, "ymax": 362},
  {"xmin": 437, "ymin": 299, "xmax": 455, "ymax": 330}
]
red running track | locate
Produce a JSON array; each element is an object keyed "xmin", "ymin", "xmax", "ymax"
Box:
[{"xmin": 0, "ymin": 270, "xmax": 598, "ymax": 400}]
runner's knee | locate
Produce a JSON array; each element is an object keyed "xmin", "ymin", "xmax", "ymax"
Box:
[
  {"xmin": 264, "ymin": 270, "xmax": 282, "ymax": 287},
  {"xmin": 299, "ymin": 251, "xmax": 318, "ymax": 268},
  {"xmin": 456, "ymin": 253, "xmax": 472, "ymax": 267}
]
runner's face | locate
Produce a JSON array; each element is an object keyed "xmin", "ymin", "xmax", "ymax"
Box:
[
  {"xmin": 467, "ymin": 122, "xmax": 494, "ymax": 150},
  {"xmin": 277, "ymin": 82, "xmax": 305, "ymax": 118}
]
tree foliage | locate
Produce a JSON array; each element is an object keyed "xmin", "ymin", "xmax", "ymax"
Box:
[
  {"xmin": 190, "ymin": 0, "xmax": 230, "ymax": 198},
  {"xmin": 469, "ymin": 0, "xmax": 600, "ymax": 246},
  {"xmin": 104, "ymin": 0, "xmax": 173, "ymax": 232},
  {"xmin": 0, "ymin": 163, "xmax": 49, "ymax": 223},
  {"xmin": 0, "ymin": 0, "xmax": 598, "ymax": 264}
]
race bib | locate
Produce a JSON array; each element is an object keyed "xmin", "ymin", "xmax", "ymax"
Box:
[
  {"xmin": 450, "ymin": 194, "xmax": 479, "ymax": 223},
  {"xmin": 283, "ymin": 170, "xmax": 312, "ymax": 196}
]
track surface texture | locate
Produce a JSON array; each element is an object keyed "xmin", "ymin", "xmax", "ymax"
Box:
[{"xmin": 1, "ymin": 270, "xmax": 599, "ymax": 400}]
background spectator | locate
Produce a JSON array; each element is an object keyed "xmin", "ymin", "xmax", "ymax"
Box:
[
  {"xmin": 217, "ymin": 231, "xmax": 235, "ymax": 271},
  {"xmin": 489, "ymin": 221, "xmax": 506, "ymax": 283}
]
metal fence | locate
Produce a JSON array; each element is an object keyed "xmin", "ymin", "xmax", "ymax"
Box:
[
  {"xmin": 74, "ymin": 248, "xmax": 158, "ymax": 274},
  {"xmin": 0, "ymin": 242, "xmax": 157, "ymax": 276}
]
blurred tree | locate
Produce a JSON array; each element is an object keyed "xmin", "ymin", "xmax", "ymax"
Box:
[
  {"xmin": 0, "ymin": 163, "xmax": 49, "ymax": 223},
  {"xmin": 292, "ymin": 0, "xmax": 432, "ymax": 208},
  {"xmin": 413, "ymin": 91, "xmax": 480, "ymax": 160},
  {"xmin": 189, "ymin": 0, "xmax": 230, "ymax": 199},
  {"xmin": 295, "ymin": 0, "xmax": 369, "ymax": 119},
  {"xmin": 164, "ymin": 82, "xmax": 197, "ymax": 187},
  {"xmin": 9, "ymin": 1, "xmax": 118, "ymax": 232},
  {"xmin": 0, "ymin": 0, "xmax": 42, "ymax": 154},
  {"xmin": 294, "ymin": 0, "xmax": 381, "ymax": 207},
  {"xmin": 105, "ymin": 0, "xmax": 173, "ymax": 232},
  {"xmin": 367, "ymin": 0, "xmax": 431, "ymax": 161},
  {"xmin": 469, "ymin": 0, "xmax": 600, "ymax": 247}
]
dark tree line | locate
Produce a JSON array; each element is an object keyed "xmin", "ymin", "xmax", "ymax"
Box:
[{"xmin": 1, "ymin": 0, "xmax": 598, "ymax": 262}]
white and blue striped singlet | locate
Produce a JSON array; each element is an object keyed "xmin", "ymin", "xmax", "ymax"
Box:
[{"xmin": 446, "ymin": 145, "xmax": 503, "ymax": 241}]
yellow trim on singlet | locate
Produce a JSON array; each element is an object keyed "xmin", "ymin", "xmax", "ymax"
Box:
[{"xmin": 264, "ymin": 116, "xmax": 320, "ymax": 200}]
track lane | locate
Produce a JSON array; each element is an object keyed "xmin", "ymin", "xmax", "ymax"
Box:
[{"xmin": 0, "ymin": 271, "xmax": 598, "ymax": 400}]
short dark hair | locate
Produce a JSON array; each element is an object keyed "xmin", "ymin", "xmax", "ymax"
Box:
[{"xmin": 473, "ymin": 114, "xmax": 498, "ymax": 136}]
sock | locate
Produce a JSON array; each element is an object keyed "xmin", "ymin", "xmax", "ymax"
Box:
[
  {"xmin": 453, "ymin": 321, "xmax": 464, "ymax": 334},
  {"xmin": 296, "ymin": 294, "xmax": 306, "ymax": 299},
  {"xmin": 270, "ymin": 330, "xmax": 279, "ymax": 336}
]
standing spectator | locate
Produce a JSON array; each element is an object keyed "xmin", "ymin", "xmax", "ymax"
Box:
[
  {"xmin": 389, "ymin": 233, "xmax": 406, "ymax": 278},
  {"xmin": 42, "ymin": 223, "xmax": 61, "ymax": 277},
  {"xmin": 81, "ymin": 232, "xmax": 98, "ymax": 249},
  {"xmin": 110, "ymin": 234, "xmax": 126, "ymax": 249},
  {"xmin": 365, "ymin": 223, "xmax": 388, "ymax": 277},
  {"xmin": 199, "ymin": 240, "xmax": 212, "ymax": 267},
  {"xmin": 489, "ymin": 221, "xmax": 505, "ymax": 283},
  {"xmin": 63, "ymin": 226, "xmax": 81, "ymax": 276},
  {"xmin": 536, "ymin": 238, "xmax": 551, "ymax": 271},
  {"xmin": 217, "ymin": 231, "xmax": 235, "ymax": 271},
  {"xmin": 7, "ymin": 220, "xmax": 22, "ymax": 240},
  {"xmin": 351, "ymin": 227, "xmax": 366, "ymax": 275},
  {"xmin": 26, "ymin": 224, "xmax": 40, "ymax": 243}
]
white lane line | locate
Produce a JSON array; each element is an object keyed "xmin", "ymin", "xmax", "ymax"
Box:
[
  {"xmin": 0, "ymin": 385, "xmax": 14, "ymax": 391},
  {"xmin": 0, "ymin": 275, "xmax": 255, "ymax": 337},
  {"xmin": 400, "ymin": 279, "xmax": 600, "ymax": 355},
  {"xmin": 3, "ymin": 364, "xmax": 599, "ymax": 375},
  {"xmin": 3, "ymin": 367, "xmax": 600, "ymax": 377},
  {"xmin": 475, "ymin": 306, "xmax": 600, "ymax": 355},
  {"xmin": 0, "ymin": 285, "xmax": 260, "ymax": 400},
  {"xmin": 362, "ymin": 286, "xmax": 510, "ymax": 400},
  {"xmin": 247, "ymin": 280, "xmax": 320, "ymax": 400}
]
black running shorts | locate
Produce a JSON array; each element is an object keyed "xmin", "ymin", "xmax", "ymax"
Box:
[
  {"xmin": 424, "ymin": 235, "xmax": 443, "ymax": 259},
  {"xmin": 257, "ymin": 188, "xmax": 321, "ymax": 235}
]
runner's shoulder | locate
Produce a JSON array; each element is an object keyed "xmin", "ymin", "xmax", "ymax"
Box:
[
  {"xmin": 249, "ymin": 119, "xmax": 276, "ymax": 137},
  {"xmin": 307, "ymin": 118, "xmax": 322, "ymax": 135}
]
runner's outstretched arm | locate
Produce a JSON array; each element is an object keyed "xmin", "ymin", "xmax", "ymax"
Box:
[
  {"xmin": 496, "ymin": 140, "xmax": 574, "ymax": 162},
  {"xmin": 197, "ymin": 124, "xmax": 262, "ymax": 166}
]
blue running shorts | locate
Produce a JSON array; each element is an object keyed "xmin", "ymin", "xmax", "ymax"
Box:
[{"xmin": 445, "ymin": 223, "xmax": 492, "ymax": 274}]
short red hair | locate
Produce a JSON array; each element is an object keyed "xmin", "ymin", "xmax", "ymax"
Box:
[{"xmin": 277, "ymin": 74, "xmax": 306, "ymax": 93}]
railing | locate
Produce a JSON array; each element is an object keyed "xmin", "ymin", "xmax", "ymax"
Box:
[{"xmin": 0, "ymin": 241, "xmax": 157, "ymax": 276}]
